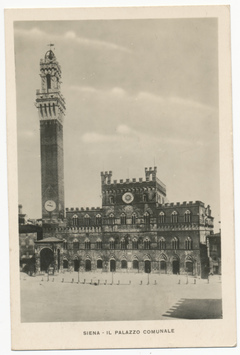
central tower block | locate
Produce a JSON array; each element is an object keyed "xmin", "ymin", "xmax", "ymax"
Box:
[{"xmin": 35, "ymin": 48, "xmax": 66, "ymax": 223}]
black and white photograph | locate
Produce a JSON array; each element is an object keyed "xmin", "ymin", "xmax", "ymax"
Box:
[{"xmin": 5, "ymin": 5, "xmax": 236, "ymax": 351}]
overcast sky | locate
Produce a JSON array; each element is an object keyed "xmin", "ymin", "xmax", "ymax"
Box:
[{"xmin": 14, "ymin": 19, "xmax": 220, "ymax": 225}]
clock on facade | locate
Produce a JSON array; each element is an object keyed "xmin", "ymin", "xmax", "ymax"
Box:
[
  {"xmin": 44, "ymin": 200, "xmax": 56, "ymax": 212},
  {"xmin": 122, "ymin": 192, "xmax": 134, "ymax": 204}
]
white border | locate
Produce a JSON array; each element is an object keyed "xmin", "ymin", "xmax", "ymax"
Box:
[{"xmin": 1, "ymin": 1, "xmax": 240, "ymax": 354}]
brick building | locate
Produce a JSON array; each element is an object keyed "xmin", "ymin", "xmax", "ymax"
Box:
[
  {"xmin": 206, "ymin": 232, "xmax": 221, "ymax": 275},
  {"xmin": 19, "ymin": 207, "xmax": 42, "ymax": 273},
  {"xmin": 32, "ymin": 48, "xmax": 215, "ymax": 278}
]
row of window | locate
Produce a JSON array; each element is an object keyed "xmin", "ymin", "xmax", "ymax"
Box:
[
  {"xmin": 63, "ymin": 259, "xmax": 193, "ymax": 274},
  {"xmin": 63, "ymin": 237, "xmax": 193, "ymax": 251},
  {"xmin": 71, "ymin": 210, "xmax": 192, "ymax": 227},
  {"xmin": 108, "ymin": 194, "xmax": 157, "ymax": 204}
]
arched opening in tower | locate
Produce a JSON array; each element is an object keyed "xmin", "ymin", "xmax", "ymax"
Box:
[
  {"xmin": 46, "ymin": 74, "xmax": 51, "ymax": 90},
  {"xmin": 40, "ymin": 248, "xmax": 54, "ymax": 272}
]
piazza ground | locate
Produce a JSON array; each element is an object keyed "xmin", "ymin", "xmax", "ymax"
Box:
[{"xmin": 20, "ymin": 272, "xmax": 222, "ymax": 323}]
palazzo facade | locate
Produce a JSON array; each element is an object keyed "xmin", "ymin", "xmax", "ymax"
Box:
[{"xmin": 33, "ymin": 49, "xmax": 214, "ymax": 278}]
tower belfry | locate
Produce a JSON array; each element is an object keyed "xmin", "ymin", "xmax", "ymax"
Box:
[{"xmin": 36, "ymin": 47, "xmax": 66, "ymax": 223}]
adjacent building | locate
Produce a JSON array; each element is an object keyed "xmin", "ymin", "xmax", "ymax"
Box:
[{"xmin": 206, "ymin": 232, "xmax": 221, "ymax": 275}]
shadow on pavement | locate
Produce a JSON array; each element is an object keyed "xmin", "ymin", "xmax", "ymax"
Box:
[{"xmin": 163, "ymin": 299, "xmax": 222, "ymax": 319}]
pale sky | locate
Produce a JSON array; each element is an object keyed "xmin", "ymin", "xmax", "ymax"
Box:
[{"xmin": 14, "ymin": 19, "xmax": 220, "ymax": 226}]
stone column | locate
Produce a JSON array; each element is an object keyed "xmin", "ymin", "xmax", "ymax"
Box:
[
  {"xmin": 59, "ymin": 247, "xmax": 64, "ymax": 272},
  {"xmin": 35, "ymin": 247, "xmax": 41, "ymax": 274}
]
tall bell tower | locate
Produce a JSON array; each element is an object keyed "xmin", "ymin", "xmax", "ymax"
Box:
[{"xmin": 35, "ymin": 46, "xmax": 66, "ymax": 223}]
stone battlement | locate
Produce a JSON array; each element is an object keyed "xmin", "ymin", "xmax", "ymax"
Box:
[
  {"xmin": 66, "ymin": 207, "xmax": 102, "ymax": 212},
  {"xmin": 43, "ymin": 226, "xmax": 102, "ymax": 233},
  {"xmin": 161, "ymin": 200, "xmax": 205, "ymax": 207},
  {"xmin": 100, "ymin": 167, "xmax": 166, "ymax": 190}
]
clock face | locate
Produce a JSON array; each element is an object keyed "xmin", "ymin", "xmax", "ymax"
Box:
[
  {"xmin": 44, "ymin": 200, "xmax": 56, "ymax": 212},
  {"xmin": 122, "ymin": 192, "xmax": 134, "ymax": 204}
]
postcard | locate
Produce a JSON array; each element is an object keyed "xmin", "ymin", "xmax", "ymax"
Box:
[{"xmin": 5, "ymin": 5, "xmax": 236, "ymax": 350}]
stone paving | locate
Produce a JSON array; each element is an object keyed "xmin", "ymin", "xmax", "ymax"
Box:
[{"xmin": 20, "ymin": 272, "xmax": 222, "ymax": 323}]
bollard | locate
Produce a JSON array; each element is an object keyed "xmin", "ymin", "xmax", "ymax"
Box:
[
  {"xmin": 154, "ymin": 280, "xmax": 157, "ymax": 285},
  {"xmin": 129, "ymin": 280, "xmax": 131, "ymax": 285},
  {"xmin": 118, "ymin": 280, "xmax": 120, "ymax": 285},
  {"xmin": 72, "ymin": 278, "xmax": 74, "ymax": 283},
  {"xmin": 62, "ymin": 278, "xmax": 64, "ymax": 283},
  {"xmin": 83, "ymin": 279, "xmax": 86, "ymax": 284},
  {"xmin": 207, "ymin": 277, "xmax": 209, "ymax": 284},
  {"xmin": 104, "ymin": 280, "xmax": 107, "ymax": 285},
  {"xmin": 52, "ymin": 278, "xmax": 54, "ymax": 282},
  {"xmin": 90, "ymin": 279, "xmax": 92, "ymax": 285},
  {"xmin": 140, "ymin": 280, "xmax": 142, "ymax": 285},
  {"xmin": 41, "ymin": 277, "xmax": 44, "ymax": 282},
  {"xmin": 178, "ymin": 279, "xmax": 181, "ymax": 284},
  {"xmin": 194, "ymin": 278, "xmax": 196, "ymax": 284}
]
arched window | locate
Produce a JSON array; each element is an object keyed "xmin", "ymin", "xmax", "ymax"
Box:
[
  {"xmin": 72, "ymin": 215, "xmax": 79, "ymax": 227},
  {"xmin": 159, "ymin": 211, "xmax": 165, "ymax": 224},
  {"xmin": 171, "ymin": 237, "xmax": 179, "ymax": 250},
  {"xmin": 96, "ymin": 239, "xmax": 102, "ymax": 249},
  {"xmin": 63, "ymin": 240, "xmax": 68, "ymax": 250},
  {"xmin": 184, "ymin": 210, "xmax": 191, "ymax": 223},
  {"xmin": 144, "ymin": 212, "xmax": 150, "ymax": 225},
  {"xmin": 53, "ymin": 103, "xmax": 56, "ymax": 115},
  {"xmin": 185, "ymin": 237, "xmax": 192, "ymax": 250},
  {"xmin": 84, "ymin": 214, "xmax": 90, "ymax": 226},
  {"xmin": 121, "ymin": 259, "xmax": 127, "ymax": 269},
  {"xmin": 158, "ymin": 237, "xmax": 166, "ymax": 250},
  {"xmin": 132, "ymin": 238, "xmax": 138, "ymax": 250},
  {"xmin": 171, "ymin": 211, "xmax": 178, "ymax": 223},
  {"xmin": 85, "ymin": 239, "xmax": 91, "ymax": 250},
  {"xmin": 96, "ymin": 214, "xmax": 102, "ymax": 226},
  {"xmin": 109, "ymin": 238, "xmax": 115, "ymax": 250},
  {"xmin": 46, "ymin": 74, "xmax": 51, "ymax": 89},
  {"xmin": 120, "ymin": 238, "xmax": 127, "ymax": 250},
  {"xmin": 132, "ymin": 213, "xmax": 137, "ymax": 224},
  {"xmin": 73, "ymin": 239, "xmax": 79, "ymax": 250},
  {"xmin": 44, "ymin": 103, "xmax": 47, "ymax": 116},
  {"xmin": 109, "ymin": 213, "xmax": 115, "ymax": 225},
  {"xmin": 109, "ymin": 195, "xmax": 114, "ymax": 204},
  {"xmin": 144, "ymin": 238, "xmax": 151, "ymax": 249},
  {"xmin": 120, "ymin": 213, "xmax": 126, "ymax": 225},
  {"xmin": 40, "ymin": 104, "xmax": 43, "ymax": 117}
]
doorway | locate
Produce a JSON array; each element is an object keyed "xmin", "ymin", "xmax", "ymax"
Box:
[
  {"xmin": 110, "ymin": 259, "xmax": 116, "ymax": 272},
  {"xmin": 172, "ymin": 259, "xmax": 180, "ymax": 274},
  {"xmin": 97, "ymin": 259, "xmax": 103, "ymax": 269},
  {"xmin": 133, "ymin": 260, "xmax": 139, "ymax": 270},
  {"xmin": 40, "ymin": 248, "xmax": 54, "ymax": 272},
  {"xmin": 63, "ymin": 259, "xmax": 68, "ymax": 269},
  {"xmin": 74, "ymin": 259, "xmax": 79, "ymax": 272},
  {"xmin": 144, "ymin": 260, "xmax": 151, "ymax": 273},
  {"xmin": 186, "ymin": 261, "xmax": 193, "ymax": 275},
  {"xmin": 85, "ymin": 259, "xmax": 91, "ymax": 271},
  {"xmin": 160, "ymin": 260, "xmax": 167, "ymax": 274}
]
